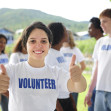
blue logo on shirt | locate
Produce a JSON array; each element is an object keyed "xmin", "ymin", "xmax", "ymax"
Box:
[
  {"xmin": 56, "ymin": 56, "xmax": 66, "ymax": 63},
  {"xmin": 0, "ymin": 58, "xmax": 8, "ymax": 64},
  {"xmin": 20, "ymin": 59, "xmax": 27, "ymax": 62},
  {"xmin": 19, "ymin": 78, "xmax": 56, "ymax": 89},
  {"xmin": 63, "ymin": 53, "xmax": 73, "ymax": 57},
  {"xmin": 101, "ymin": 45, "xmax": 111, "ymax": 51}
]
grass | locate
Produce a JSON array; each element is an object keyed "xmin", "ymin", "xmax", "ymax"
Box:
[
  {"xmin": 77, "ymin": 73, "xmax": 91, "ymax": 111},
  {"xmin": 0, "ymin": 74, "xmax": 91, "ymax": 111}
]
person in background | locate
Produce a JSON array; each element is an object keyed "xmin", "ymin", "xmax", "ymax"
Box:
[
  {"xmin": 60, "ymin": 30, "xmax": 86, "ymax": 107},
  {"xmin": 0, "ymin": 34, "xmax": 9, "ymax": 111},
  {"xmin": 46, "ymin": 22, "xmax": 77, "ymax": 111},
  {"xmin": 0, "ymin": 36, "xmax": 28, "ymax": 111},
  {"xmin": 88, "ymin": 17, "xmax": 104, "ymax": 41},
  {"xmin": 84, "ymin": 17, "xmax": 104, "ymax": 111},
  {"xmin": 0, "ymin": 21, "xmax": 87, "ymax": 111},
  {"xmin": 9, "ymin": 36, "xmax": 28, "ymax": 64},
  {"xmin": 84, "ymin": 8, "xmax": 111, "ymax": 111}
]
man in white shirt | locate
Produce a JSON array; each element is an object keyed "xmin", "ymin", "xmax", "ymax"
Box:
[{"xmin": 84, "ymin": 17, "xmax": 103, "ymax": 111}]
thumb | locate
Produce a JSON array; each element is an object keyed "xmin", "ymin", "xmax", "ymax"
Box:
[
  {"xmin": 0, "ymin": 64, "xmax": 6, "ymax": 75},
  {"xmin": 70, "ymin": 55, "xmax": 76, "ymax": 67}
]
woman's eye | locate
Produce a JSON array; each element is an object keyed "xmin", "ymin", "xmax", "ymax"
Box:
[
  {"xmin": 30, "ymin": 40, "xmax": 36, "ymax": 43},
  {"xmin": 41, "ymin": 40, "xmax": 47, "ymax": 43}
]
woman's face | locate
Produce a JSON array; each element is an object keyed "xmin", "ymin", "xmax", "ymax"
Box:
[
  {"xmin": 26, "ymin": 28, "xmax": 51, "ymax": 62},
  {"xmin": 0, "ymin": 38, "xmax": 7, "ymax": 53}
]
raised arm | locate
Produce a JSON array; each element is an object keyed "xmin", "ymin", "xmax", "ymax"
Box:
[
  {"xmin": 84, "ymin": 61, "xmax": 98, "ymax": 107},
  {"xmin": 67, "ymin": 55, "xmax": 87, "ymax": 93}
]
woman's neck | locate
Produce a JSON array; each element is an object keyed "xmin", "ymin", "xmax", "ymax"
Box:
[
  {"xmin": 28, "ymin": 59, "xmax": 45, "ymax": 68},
  {"xmin": 22, "ymin": 49, "xmax": 27, "ymax": 54}
]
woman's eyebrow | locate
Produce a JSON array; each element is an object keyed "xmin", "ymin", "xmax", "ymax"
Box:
[{"xmin": 29, "ymin": 37, "xmax": 48, "ymax": 40}]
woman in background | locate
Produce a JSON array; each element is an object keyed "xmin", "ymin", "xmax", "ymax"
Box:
[
  {"xmin": 9, "ymin": 36, "xmax": 28, "ymax": 64},
  {"xmin": 60, "ymin": 30, "xmax": 86, "ymax": 106},
  {"xmin": 46, "ymin": 22, "xmax": 77, "ymax": 111},
  {"xmin": 0, "ymin": 34, "xmax": 8, "ymax": 111}
]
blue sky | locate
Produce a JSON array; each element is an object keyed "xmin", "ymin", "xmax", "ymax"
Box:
[{"xmin": 0, "ymin": 0, "xmax": 110, "ymax": 21}]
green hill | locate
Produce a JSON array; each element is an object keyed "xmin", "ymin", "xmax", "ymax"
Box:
[{"xmin": 0, "ymin": 8, "xmax": 88, "ymax": 32}]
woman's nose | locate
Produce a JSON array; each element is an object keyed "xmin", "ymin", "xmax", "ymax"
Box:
[{"xmin": 36, "ymin": 43, "xmax": 42, "ymax": 48}]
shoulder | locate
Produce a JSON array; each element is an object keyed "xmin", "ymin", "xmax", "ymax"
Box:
[
  {"xmin": 4, "ymin": 62, "xmax": 26, "ymax": 78},
  {"xmin": 1, "ymin": 53, "xmax": 8, "ymax": 58},
  {"xmin": 72, "ymin": 47, "xmax": 83, "ymax": 55},
  {"xmin": 6, "ymin": 61, "xmax": 25, "ymax": 69},
  {"xmin": 49, "ymin": 48, "xmax": 60, "ymax": 54},
  {"xmin": 10, "ymin": 52, "xmax": 19, "ymax": 57},
  {"xmin": 73, "ymin": 47, "xmax": 80, "ymax": 51},
  {"xmin": 95, "ymin": 36, "xmax": 107, "ymax": 46},
  {"xmin": 47, "ymin": 48, "xmax": 62, "ymax": 57},
  {"xmin": 97, "ymin": 36, "xmax": 106, "ymax": 42},
  {"xmin": 60, "ymin": 47, "xmax": 65, "ymax": 51},
  {"xmin": 60, "ymin": 47, "xmax": 70, "ymax": 51}
]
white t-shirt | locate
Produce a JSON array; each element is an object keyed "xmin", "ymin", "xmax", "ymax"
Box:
[
  {"xmin": 0, "ymin": 53, "xmax": 8, "ymax": 64},
  {"xmin": 60, "ymin": 47, "xmax": 85, "ymax": 66},
  {"xmin": 92, "ymin": 36, "xmax": 111, "ymax": 92},
  {"xmin": 5, "ymin": 61, "xmax": 70, "ymax": 111},
  {"xmin": 9, "ymin": 52, "xmax": 28, "ymax": 64},
  {"xmin": 45, "ymin": 48, "xmax": 70, "ymax": 98}
]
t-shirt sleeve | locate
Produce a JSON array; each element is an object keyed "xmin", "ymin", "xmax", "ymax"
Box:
[
  {"xmin": 57, "ymin": 67, "xmax": 70, "ymax": 93},
  {"xmin": 4, "ymin": 64, "xmax": 15, "ymax": 90},
  {"xmin": 74, "ymin": 47, "xmax": 85, "ymax": 63},
  {"xmin": 9, "ymin": 53, "xmax": 19, "ymax": 64}
]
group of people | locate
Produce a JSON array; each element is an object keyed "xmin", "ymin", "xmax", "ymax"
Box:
[
  {"xmin": 0, "ymin": 8, "xmax": 111, "ymax": 111},
  {"xmin": 0, "ymin": 19, "xmax": 86, "ymax": 111},
  {"xmin": 84, "ymin": 8, "xmax": 111, "ymax": 111}
]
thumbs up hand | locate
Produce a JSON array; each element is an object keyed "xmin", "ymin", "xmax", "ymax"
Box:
[
  {"xmin": 69, "ymin": 55, "xmax": 82, "ymax": 82},
  {"xmin": 0, "ymin": 64, "xmax": 10, "ymax": 93}
]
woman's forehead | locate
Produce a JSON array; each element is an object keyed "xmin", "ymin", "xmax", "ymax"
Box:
[{"xmin": 28, "ymin": 29, "xmax": 48, "ymax": 38}]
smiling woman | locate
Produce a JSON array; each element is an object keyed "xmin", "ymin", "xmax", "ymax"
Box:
[{"xmin": 26, "ymin": 28, "xmax": 51, "ymax": 67}]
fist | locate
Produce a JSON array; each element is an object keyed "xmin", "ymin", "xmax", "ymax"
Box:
[{"xmin": 84, "ymin": 93, "xmax": 92, "ymax": 107}]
